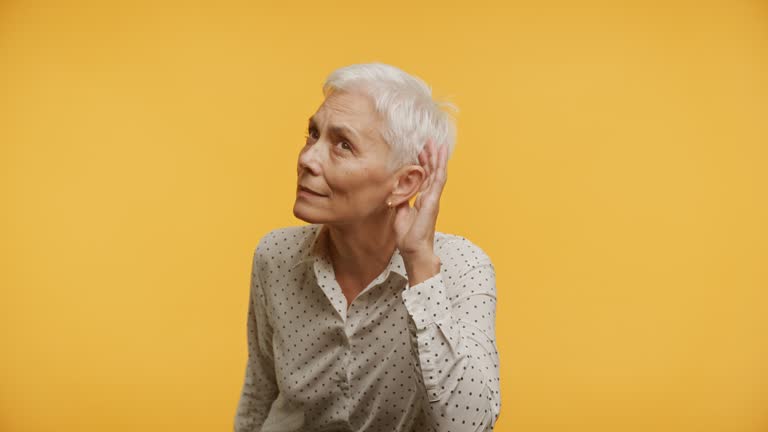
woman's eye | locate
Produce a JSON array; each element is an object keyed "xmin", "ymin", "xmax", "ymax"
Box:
[
  {"xmin": 304, "ymin": 128, "xmax": 318, "ymax": 144},
  {"xmin": 303, "ymin": 127, "xmax": 352, "ymax": 153},
  {"xmin": 338, "ymin": 141, "xmax": 352, "ymax": 152}
]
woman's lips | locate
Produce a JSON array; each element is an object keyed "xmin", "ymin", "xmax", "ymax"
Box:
[{"xmin": 298, "ymin": 186, "xmax": 326, "ymax": 197}]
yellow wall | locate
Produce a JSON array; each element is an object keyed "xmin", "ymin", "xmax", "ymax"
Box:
[{"xmin": 2, "ymin": 1, "xmax": 766, "ymax": 430}]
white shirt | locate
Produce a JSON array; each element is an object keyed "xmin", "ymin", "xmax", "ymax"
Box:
[{"xmin": 234, "ymin": 223, "xmax": 501, "ymax": 431}]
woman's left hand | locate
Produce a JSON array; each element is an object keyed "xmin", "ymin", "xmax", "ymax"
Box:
[{"xmin": 393, "ymin": 138, "xmax": 448, "ymax": 260}]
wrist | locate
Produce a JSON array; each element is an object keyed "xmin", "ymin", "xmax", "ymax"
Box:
[{"xmin": 403, "ymin": 252, "xmax": 441, "ymax": 287}]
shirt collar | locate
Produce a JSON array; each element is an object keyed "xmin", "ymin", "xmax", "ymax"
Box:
[{"xmin": 290, "ymin": 224, "xmax": 408, "ymax": 281}]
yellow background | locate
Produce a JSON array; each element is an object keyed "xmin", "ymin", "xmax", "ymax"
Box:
[{"xmin": 2, "ymin": 0, "xmax": 766, "ymax": 431}]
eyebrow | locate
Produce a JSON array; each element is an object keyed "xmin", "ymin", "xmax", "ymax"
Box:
[{"xmin": 308, "ymin": 116, "xmax": 361, "ymax": 142}]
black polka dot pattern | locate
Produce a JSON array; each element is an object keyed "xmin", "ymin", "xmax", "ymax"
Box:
[{"xmin": 234, "ymin": 223, "xmax": 501, "ymax": 431}]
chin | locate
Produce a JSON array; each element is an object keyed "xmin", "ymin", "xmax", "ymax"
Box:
[{"xmin": 293, "ymin": 202, "xmax": 327, "ymax": 224}]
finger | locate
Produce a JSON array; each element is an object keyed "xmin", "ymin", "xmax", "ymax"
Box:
[
  {"xmin": 430, "ymin": 139, "xmax": 437, "ymax": 173},
  {"xmin": 421, "ymin": 169, "xmax": 433, "ymax": 195},
  {"xmin": 426, "ymin": 139, "xmax": 435, "ymax": 176},
  {"xmin": 423, "ymin": 143, "xmax": 447, "ymax": 206},
  {"xmin": 436, "ymin": 142, "xmax": 448, "ymax": 192},
  {"xmin": 420, "ymin": 139, "xmax": 432, "ymax": 192},
  {"xmin": 423, "ymin": 163, "xmax": 435, "ymax": 192},
  {"xmin": 435, "ymin": 145, "xmax": 448, "ymax": 199},
  {"xmin": 423, "ymin": 139, "xmax": 432, "ymax": 172},
  {"xmin": 418, "ymin": 151, "xmax": 428, "ymax": 191},
  {"xmin": 430, "ymin": 140, "xmax": 439, "ymax": 186}
]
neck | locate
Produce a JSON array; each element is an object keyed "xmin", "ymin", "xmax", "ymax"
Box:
[{"xmin": 325, "ymin": 210, "xmax": 396, "ymax": 283}]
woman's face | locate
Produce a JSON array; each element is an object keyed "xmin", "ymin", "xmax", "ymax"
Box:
[{"xmin": 293, "ymin": 87, "xmax": 398, "ymax": 225}]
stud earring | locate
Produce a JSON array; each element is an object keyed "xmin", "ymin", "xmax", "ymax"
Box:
[{"xmin": 387, "ymin": 200, "xmax": 392, "ymax": 207}]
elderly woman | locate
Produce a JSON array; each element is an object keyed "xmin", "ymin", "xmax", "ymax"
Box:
[{"xmin": 234, "ymin": 63, "xmax": 501, "ymax": 432}]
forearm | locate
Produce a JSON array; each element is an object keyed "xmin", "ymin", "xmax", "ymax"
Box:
[
  {"xmin": 401, "ymin": 265, "xmax": 501, "ymax": 431},
  {"xmin": 236, "ymin": 253, "xmax": 279, "ymax": 431},
  {"xmin": 234, "ymin": 376, "xmax": 275, "ymax": 432}
]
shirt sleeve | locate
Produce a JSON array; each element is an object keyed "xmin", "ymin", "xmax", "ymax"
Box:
[
  {"xmin": 234, "ymin": 249, "xmax": 278, "ymax": 432},
  {"xmin": 400, "ymin": 238, "xmax": 501, "ymax": 431}
]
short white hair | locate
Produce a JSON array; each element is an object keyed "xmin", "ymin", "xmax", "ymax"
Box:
[{"xmin": 322, "ymin": 62, "xmax": 458, "ymax": 172}]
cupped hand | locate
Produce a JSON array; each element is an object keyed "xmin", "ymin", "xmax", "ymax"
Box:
[{"xmin": 392, "ymin": 138, "xmax": 448, "ymax": 258}]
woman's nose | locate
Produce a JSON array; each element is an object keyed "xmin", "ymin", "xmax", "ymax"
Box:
[{"xmin": 298, "ymin": 141, "xmax": 322, "ymax": 175}]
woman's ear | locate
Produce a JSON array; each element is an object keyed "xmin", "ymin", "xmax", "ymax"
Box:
[{"xmin": 390, "ymin": 164, "xmax": 426, "ymax": 206}]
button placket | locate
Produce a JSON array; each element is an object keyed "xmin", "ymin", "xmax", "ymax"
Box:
[
  {"xmin": 335, "ymin": 326, "xmax": 351, "ymax": 392},
  {"xmin": 343, "ymin": 311, "xmax": 353, "ymax": 389}
]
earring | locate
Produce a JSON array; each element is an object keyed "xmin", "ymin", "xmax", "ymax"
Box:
[{"xmin": 387, "ymin": 200, "xmax": 392, "ymax": 208}]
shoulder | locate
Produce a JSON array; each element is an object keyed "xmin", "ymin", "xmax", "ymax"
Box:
[
  {"xmin": 434, "ymin": 231, "xmax": 494, "ymax": 274},
  {"xmin": 431, "ymin": 232, "xmax": 496, "ymax": 300},
  {"xmin": 252, "ymin": 224, "xmax": 320, "ymax": 271}
]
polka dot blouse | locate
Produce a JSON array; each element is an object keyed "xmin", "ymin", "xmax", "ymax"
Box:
[{"xmin": 234, "ymin": 223, "xmax": 501, "ymax": 431}]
